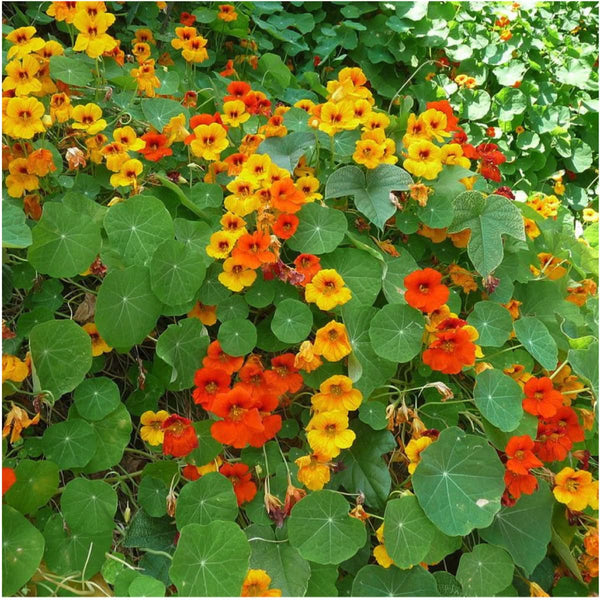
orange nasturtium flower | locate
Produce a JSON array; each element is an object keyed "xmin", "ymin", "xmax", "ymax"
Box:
[
  {"xmin": 553, "ymin": 467, "xmax": 598, "ymax": 511},
  {"xmin": 46, "ymin": 2, "xmax": 79, "ymax": 23},
  {"xmin": 202, "ymin": 340, "xmax": 243, "ymax": 375},
  {"xmin": 5, "ymin": 158, "xmax": 39, "ymax": 198},
  {"xmin": 311, "ymin": 375, "xmax": 363, "ymax": 412},
  {"xmin": 270, "ymin": 178, "xmax": 306, "ymax": 214},
  {"xmin": 404, "ymin": 268, "xmax": 450, "ymax": 313},
  {"xmin": 313, "ymin": 321, "xmax": 352, "ymax": 362},
  {"xmin": 187, "ymin": 302, "xmax": 217, "ymax": 326},
  {"xmin": 161, "ymin": 415, "xmax": 198, "ymax": 457},
  {"xmin": 140, "ymin": 410, "xmax": 170, "ymax": 446},
  {"xmin": 220, "ymin": 463, "xmax": 257, "ymax": 506},
  {"xmin": 241, "ymin": 569, "xmax": 281, "ymax": 597},
  {"xmin": 2, "ymin": 404, "xmax": 40, "ymax": 444},
  {"xmin": 306, "ymin": 410, "xmax": 356, "ymax": 459},
  {"xmin": 294, "ymin": 341, "xmax": 323, "ymax": 373},
  {"xmin": 131, "ymin": 59, "xmax": 161, "ymax": 97},
  {"xmin": 82, "ymin": 323, "xmax": 112, "ymax": 356},
  {"xmin": 217, "ymin": 4, "xmax": 238, "ymax": 22},
  {"xmin": 304, "ymin": 269, "xmax": 352, "ymax": 311},
  {"xmin": 522, "ymin": 377, "xmax": 564, "ymax": 419},
  {"xmin": 295, "ymin": 453, "xmax": 331, "ymax": 490},
  {"xmin": 232, "ymin": 231, "xmax": 276, "ymax": 269}
]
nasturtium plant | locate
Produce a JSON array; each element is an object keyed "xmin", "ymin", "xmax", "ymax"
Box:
[{"xmin": 2, "ymin": 1, "xmax": 598, "ymax": 598}]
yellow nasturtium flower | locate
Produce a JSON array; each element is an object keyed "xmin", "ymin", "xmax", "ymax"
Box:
[
  {"xmin": 306, "ymin": 410, "xmax": 356, "ymax": 459},
  {"xmin": 140, "ymin": 410, "xmax": 169, "ymax": 446},
  {"xmin": 304, "ymin": 269, "xmax": 352, "ymax": 311},
  {"xmin": 403, "ymin": 140, "xmax": 443, "ymax": 180}
]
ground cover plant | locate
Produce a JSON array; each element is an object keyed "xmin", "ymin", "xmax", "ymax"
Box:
[{"xmin": 1, "ymin": 0, "xmax": 599, "ymax": 597}]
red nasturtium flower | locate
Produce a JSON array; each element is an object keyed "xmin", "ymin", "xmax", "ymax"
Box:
[
  {"xmin": 266, "ymin": 354, "xmax": 304, "ymax": 395},
  {"xmin": 293, "ymin": 253, "xmax": 321, "ymax": 286},
  {"xmin": 422, "ymin": 319, "xmax": 477, "ymax": 375},
  {"xmin": 522, "ymin": 377, "xmax": 564, "ymax": 418},
  {"xmin": 161, "ymin": 415, "xmax": 198, "ymax": 457},
  {"xmin": 210, "ymin": 387, "xmax": 264, "ymax": 448},
  {"xmin": 505, "ymin": 435, "xmax": 543, "ymax": 475},
  {"xmin": 179, "ymin": 11, "xmax": 196, "ymax": 26},
  {"xmin": 233, "ymin": 231, "xmax": 276, "ymax": 269},
  {"xmin": 272, "ymin": 213, "xmax": 299, "ymax": 239},
  {"xmin": 224, "ymin": 81, "xmax": 251, "ymax": 102},
  {"xmin": 535, "ymin": 406, "xmax": 584, "ymax": 462},
  {"xmin": 2, "ymin": 467, "xmax": 16, "ymax": 495},
  {"xmin": 138, "ymin": 132, "xmax": 173, "ymax": 162},
  {"xmin": 220, "ymin": 462, "xmax": 257, "ymax": 505},
  {"xmin": 202, "ymin": 340, "xmax": 244, "ymax": 375},
  {"xmin": 192, "ymin": 367, "xmax": 230, "ymax": 410},
  {"xmin": 404, "ymin": 268, "xmax": 450, "ymax": 313},
  {"xmin": 504, "ymin": 470, "xmax": 539, "ymax": 499}
]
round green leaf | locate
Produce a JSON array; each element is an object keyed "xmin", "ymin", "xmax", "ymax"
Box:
[
  {"xmin": 41, "ymin": 418, "xmax": 97, "ymax": 470},
  {"xmin": 244, "ymin": 277, "xmax": 276, "ymax": 308},
  {"xmin": 2, "ymin": 506, "xmax": 45, "ymax": 596},
  {"xmin": 95, "ymin": 266, "xmax": 162, "ymax": 349},
  {"xmin": 247, "ymin": 524, "xmax": 311, "ymax": 596},
  {"xmin": 434, "ymin": 571, "xmax": 463, "ymax": 597},
  {"xmin": 473, "ymin": 369, "xmax": 524, "ymax": 432},
  {"xmin": 423, "ymin": 527, "xmax": 462, "ymax": 565},
  {"xmin": 103, "ymin": 195, "xmax": 174, "ymax": 266},
  {"xmin": 150, "ymin": 240, "xmax": 206, "ymax": 306},
  {"xmin": 216, "ymin": 295, "xmax": 250, "ymax": 322},
  {"xmin": 480, "ymin": 483, "xmax": 553, "ymax": 575},
  {"xmin": 287, "ymin": 203, "xmax": 348, "ymax": 255},
  {"xmin": 369, "ymin": 304, "xmax": 425, "ymax": 363},
  {"xmin": 175, "ymin": 473, "xmax": 238, "ymax": 529},
  {"xmin": 43, "ymin": 514, "xmax": 112, "ymax": 579},
  {"xmin": 30, "ymin": 319, "xmax": 92, "ymax": 400},
  {"xmin": 169, "ymin": 521, "xmax": 250, "ymax": 596},
  {"xmin": 138, "ymin": 476, "xmax": 168, "ymax": 518},
  {"xmin": 156, "ymin": 318, "xmax": 209, "ymax": 391},
  {"xmin": 352, "ymin": 565, "xmax": 438, "ymax": 597},
  {"xmin": 383, "ymin": 496, "xmax": 437, "ymax": 569},
  {"xmin": 5, "ymin": 459, "xmax": 59, "ymax": 515},
  {"xmin": 218, "ymin": 318, "xmax": 257, "ymax": 356},
  {"xmin": 61, "ymin": 478, "xmax": 118, "ymax": 534},
  {"xmin": 358, "ymin": 401, "xmax": 388, "ymax": 430},
  {"xmin": 288, "ymin": 490, "xmax": 367, "ymax": 564},
  {"xmin": 76, "ymin": 403, "xmax": 132, "ymax": 473},
  {"xmin": 513, "ymin": 317, "xmax": 558, "ymax": 370},
  {"xmin": 73, "ymin": 377, "xmax": 121, "ymax": 421},
  {"xmin": 271, "ymin": 299, "xmax": 313, "ymax": 343},
  {"xmin": 412, "ymin": 427, "xmax": 505, "ymax": 536},
  {"xmin": 456, "ymin": 543, "xmax": 514, "ymax": 596},
  {"xmin": 129, "ymin": 574, "xmax": 166, "ymax": 597},
  {"xmin": 467, "ymin": 301, "xmax": 513, "ymax": 347},
  {"xmin": 28, "ymin": 202, "xmax": 101, "ymax": 277},
  {"xmin": 141, "ymin": 98, "xmax": 189, "ymax": 130}
]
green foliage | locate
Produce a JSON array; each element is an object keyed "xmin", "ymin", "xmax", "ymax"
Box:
[{"xmin": 1, "ymin": 1, "xmax": 598, "ymax": 597}]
